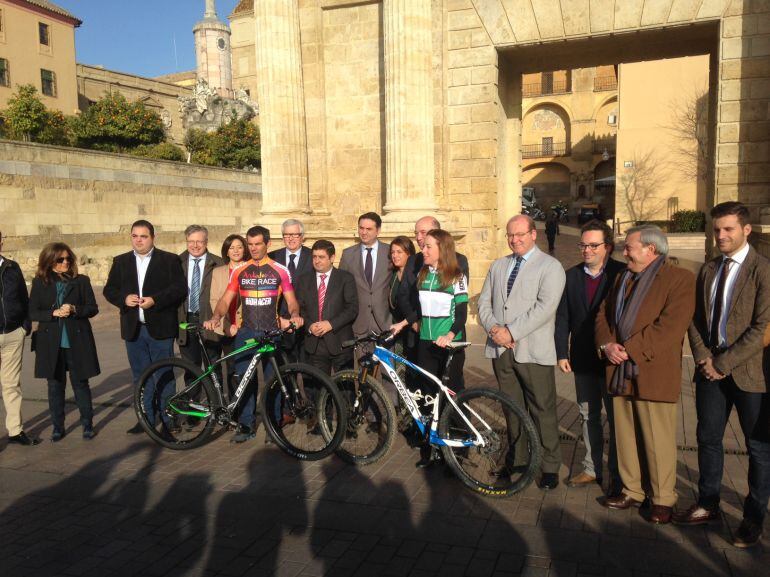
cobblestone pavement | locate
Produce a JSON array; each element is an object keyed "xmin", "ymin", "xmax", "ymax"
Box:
[{"xmin": 1, "ymin": 229, "xmax": 767, "ymax": 576}]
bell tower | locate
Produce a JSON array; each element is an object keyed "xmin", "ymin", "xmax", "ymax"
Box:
[{"xmin": 193, "ymin": 0, "xmax": 233, "ymax": 97}]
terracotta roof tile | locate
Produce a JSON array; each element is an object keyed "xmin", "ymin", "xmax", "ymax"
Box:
[
  {"xmin": 230, "ymin": 0, "xmax": 253, "ymax": 17},
  {"xmin": 23, "ymin": 0, "xmax": 81, "ymax": 25}
]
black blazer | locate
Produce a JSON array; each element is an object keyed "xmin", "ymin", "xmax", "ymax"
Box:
[
  {"xmin": 29, "ymin": 274, "xmax": 100, "ymax": 380},
  {"xmin": 103, "ymin": 248, "xmax": 187, "ymax": 341},
  {"xmin": 177, "ymin": 250, "xmax": 224, "ymax": 345},
  {"xmin": 397, "ymin": 251, "xmax": 470, "ymax": 325},
  {"xmin": 295, "ymin": 268, "xmax": 358, "ymax": 356},
  {"xmin": 555, "ymin": 257, "xmax": 625, "ymax": 373}
]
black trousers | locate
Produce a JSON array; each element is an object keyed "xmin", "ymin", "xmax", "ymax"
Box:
[
  {"xmin": 306, "ymin": 340, "xmax": 353, "ymax": 376},
  {"xmin": 47, "ymin": 348, "xmax": 93, "ymax": 432},
  {"xmin": 179, "ymin": 313, "xmax": 222, "ymax": 382},
  {"xmin": 416, "ymin": 339, "xmax": 465, "ymax": 394}
]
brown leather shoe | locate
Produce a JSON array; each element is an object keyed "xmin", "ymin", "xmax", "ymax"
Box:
[
  {"xmin": 567, "ymin": 471, "xmax": 597, "ymax": 487},
  {"xmin": 604, "ymin": 493, "xmax": 644, "ymax": 510},
  {"xmin": 672, "ymin": 504, "xmax": 720, "ymax": 526},
  {"xmin": 649, "ymin": 505, "xmax": 673, "ymax": 524}
]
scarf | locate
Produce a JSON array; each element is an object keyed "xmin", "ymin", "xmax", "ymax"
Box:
[{"xmin": 609, "ymin": 255, "xmax": 666, "ymax": 395}]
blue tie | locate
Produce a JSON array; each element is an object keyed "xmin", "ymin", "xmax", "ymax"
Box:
[
  {"xmin": 507, "ymin": 256, "xmax": 523, "ymax": 296},
  {"xmin": 190, "ymin": 258, "xmax": 201, "ymax": 313}
]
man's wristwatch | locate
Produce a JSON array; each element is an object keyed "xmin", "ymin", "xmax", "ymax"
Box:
[{"xmin": 598, "ymin": 343, "xmax": 607, "ymax": 358}]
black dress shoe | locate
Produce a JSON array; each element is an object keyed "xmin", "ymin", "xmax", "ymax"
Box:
[
  {"xmin": 733, "ymin": 518, "xmax": 763, "ymax": 549},
  {"xmin": 537, "ymin": 473, "xmax": 559, "ymax": 490},
  {"xmin": 8, "ymin": 431, "xmax": 41, "ymax": 446},
  {"xmin": 126, "ymin": 423, "xmax": 145, "ymax": 435},
  {"xmin": 51, "ymin": 430, "xmax": 65, "ymax": 442},
  {"xmin": 82, "ymin": 427, "xmax": 97, "ymax": 440}
]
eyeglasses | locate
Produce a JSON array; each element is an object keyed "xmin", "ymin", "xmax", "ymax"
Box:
[
  {"xmin": 283, "ymin": 233, "xmax": 302, "ymax": 239},
  {"xmin": 577, "ymin": 243, "xmax": 606, "ymax": 251},
  {"xmin": 187, "ymin": 240, "xmax": 206, "ymax": 245},
  {"xmin": 55, "ymin": 257, "xmax": 72, "ymax": 264}
]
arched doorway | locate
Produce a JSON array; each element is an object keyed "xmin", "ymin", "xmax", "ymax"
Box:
[{"xmin": 522, "ymin": 162, "xmax": 571, "ymax": 211}]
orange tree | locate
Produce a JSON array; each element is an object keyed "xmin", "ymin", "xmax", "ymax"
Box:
[
  {"xmin": 1, "ymin": 84, "xmax": 69, "ymax": 145},
  {"xmin": 71, "ymin": 92, "xmax": 165, "ymax": 151}
]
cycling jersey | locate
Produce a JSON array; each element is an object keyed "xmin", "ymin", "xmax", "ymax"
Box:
[
  {"xmin": 227, "ymin": 257, "xmax": 294, "ymax": 331},
  {"xmin": 418, "ymin": 269, "xmax": 469, "ymax": 341}
]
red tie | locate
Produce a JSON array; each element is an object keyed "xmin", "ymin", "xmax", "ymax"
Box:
[{"xmin": 318, "ymin": 273, "xmax": 327, "ymax": 322}]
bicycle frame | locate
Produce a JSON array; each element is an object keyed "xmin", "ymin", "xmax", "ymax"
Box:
[
  {"xmin": 168, "ymin": 329, "xmax": 285, "ymax": 419},
  {"xmin": 370, "ymin": 345, "xmax": 489, "ymax": 448}
]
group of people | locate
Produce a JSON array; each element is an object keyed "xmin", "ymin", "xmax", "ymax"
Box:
[{"xmin": 0, "ymin": 201, "xmax": 766, "ymax": 548}]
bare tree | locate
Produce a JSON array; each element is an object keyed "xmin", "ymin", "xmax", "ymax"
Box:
[
  {"xmin": 666, "ymin": 87, "xmax": 710, "ymax": 183},
  {"xmin": 617, "ymin": 149, "xmax": 671, "ymax": 224}
]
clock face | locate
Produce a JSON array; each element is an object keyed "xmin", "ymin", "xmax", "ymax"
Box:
[{"xmin": 217, "ymin": 37, "xmax": 226, "ymax": 50}]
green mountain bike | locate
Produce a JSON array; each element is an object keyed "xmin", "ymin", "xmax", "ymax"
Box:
[{"xmin": 134, "ymin": 323, "xmax": 348, "ymax": 460}]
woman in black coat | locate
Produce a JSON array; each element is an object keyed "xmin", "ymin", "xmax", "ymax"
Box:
[{"xmin": 29, "ymin": 243, "xmax": 100, "ymax": 441}]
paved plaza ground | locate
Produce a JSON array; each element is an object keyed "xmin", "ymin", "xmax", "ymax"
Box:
[{"xmin": 0, "ymin": 229, "xmax": 767, "ymax": 577}]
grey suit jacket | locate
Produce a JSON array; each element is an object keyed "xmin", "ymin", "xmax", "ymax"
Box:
[
  {"xmin": 688, "ymin": 245, "xmax": 770, "ymax": 392},
  {"xmin": 339, "ymin": 240, "xmax": 392, "ymax": 336},
  {"xmin": 177, "ymin": 251, "xmax": 224, "ymax": 345},
  {"xmin": 477, "ymin": 246, "xmax": 566, "ymax": 364}
]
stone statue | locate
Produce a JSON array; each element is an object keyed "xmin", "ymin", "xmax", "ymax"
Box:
[{"xmin": 178, "ymin": 77, "xmax": 256, "ymax": 133}]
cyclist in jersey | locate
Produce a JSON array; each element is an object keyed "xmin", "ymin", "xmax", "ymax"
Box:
[
  {"xmin": 206, "ymin": 226, "xmax": 303, "ymax": 442},
  {"xmin": 391, "ymin": 229, "xmax": 468, "ymax": 466}
]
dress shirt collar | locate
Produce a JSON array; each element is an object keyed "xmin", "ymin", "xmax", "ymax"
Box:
[{"xmin": 723, "ymin": 241, "xmax": 750, "ymax": 266}]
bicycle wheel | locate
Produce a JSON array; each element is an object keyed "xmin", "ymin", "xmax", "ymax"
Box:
[
  {"xmin": 438, "ymin": 388, "xmax": 542, "ymax": 497},
  {"xmin": 319, "ymin": 370, "xmax": 396, "ymax": 466},
  {"xmin": 260, "ymin": 363, "xmax": 347, "ymax": 461},
  {"xmin": 134, "ymin": 358, "xmax": 218, "ymax": 450}
]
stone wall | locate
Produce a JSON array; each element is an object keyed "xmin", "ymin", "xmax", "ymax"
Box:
[{"xmin": 0, "ymin": 140, "xmax": 262, "ymax": 283}]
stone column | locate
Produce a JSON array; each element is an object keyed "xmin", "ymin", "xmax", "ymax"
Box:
[
  {"xmin": 383, "ymin": 0, "xmax": 436, "ymax": 214},
  {"xmin": 254, "ymin": 0, "xmax": 309, "ymax": 214}
]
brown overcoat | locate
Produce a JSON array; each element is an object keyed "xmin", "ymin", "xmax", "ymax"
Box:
[
  {"xmin": 687, "ymin": 245, "xmax": 770, "ymax": 393},
  {"xmin": 595, "ymin": 259, "xmax": 696, "ymax": 402}
]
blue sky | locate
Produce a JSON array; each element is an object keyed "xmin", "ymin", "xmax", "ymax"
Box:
[{"xmin": 55, "ymin": 1, "xmax": 241, "ymax": 78}]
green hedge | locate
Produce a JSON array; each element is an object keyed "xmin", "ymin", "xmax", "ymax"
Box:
[
  {"xmin": 672, "ymin": 210, "xmax": 706, "ymax": 233},
  {"xmin": 130, "ymin": 142, "xmax": 186, "ymax": 162}
]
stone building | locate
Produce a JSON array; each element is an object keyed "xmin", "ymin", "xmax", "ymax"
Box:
[
  {"xmin": 242, "ymin": 0, "xmax": 769, "ymax": 288},
  {"xmin": 194, "ymin": 0, "xmax": 234, "ymax": 98},
  {"xmin": 76, "ymin": 64, "xmax": 192, "ymax": 144},
  {"xmin": 0, "ymin": 0, "xmax": 81, "ymax": 113}
]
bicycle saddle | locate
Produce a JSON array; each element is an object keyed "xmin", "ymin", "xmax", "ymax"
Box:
[{"xmin": 445, "ymin": 342, "xmax": 471, "ymax": 350}]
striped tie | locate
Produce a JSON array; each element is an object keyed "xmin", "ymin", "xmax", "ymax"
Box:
[
  {"xmin": 506, "ymin": 256, "xmax": 523, "ymax": 296},
  {"xmin": 189, "ymin": 258, "xmax": 201, "ymax": 313},
  {"xmin": 318, "ymin": 273, "xmax": 327, "ymax": 321}
]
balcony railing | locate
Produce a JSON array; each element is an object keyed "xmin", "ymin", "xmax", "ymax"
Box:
[
  {"xmin": 522, "ymin": 79, "xmax": 570, "ymax": 98},
  {"xmin": 594, "ymin": 76, "xmax": 618, "ymax": 91},
  {"xmin": 592, "ymin": 137, "xmax": 617, "ymax": 155},
  {"xmin": 521, "ymin": 142, "xmax": 569, "ymax": 159}
]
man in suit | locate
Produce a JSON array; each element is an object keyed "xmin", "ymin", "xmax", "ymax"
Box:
[
  {"xmin": 396, "ymin": 216, "xmax": 469, "ymax": 363},
  {"xmin": 675, "ymin": 202, "xmax": 770, "ymax": 548},
  {"xmin": 556, "ymin": 220, "xmax": 625, "ymax": 494},
  {"xmin": 268, "ymin": 218, "xmax": 313, "ymax": 362},
  {"xmin": 0, "ymin": 231, "xmax": 40, "ymax": 446},
  {"xmin": 104, "ymin": 220, "xmax": 187, "ymax": 433},
  {"xmin": 339, "ymin": 212, "xmax": 392, "ymax": 337},
  {"xmin": 478, "ymin": 214, "xmax": 566, "ymax": 490},
  {"xmin": 295, "ymin": 240, "xmax": 358, "ymax": 374},
  {"xmin": 596, "ymin": 225, "xmax": 695, "ymax": 524},
  {"xmin": 178, "ymin": 225, "xmax": 224, "ymax": 370}
]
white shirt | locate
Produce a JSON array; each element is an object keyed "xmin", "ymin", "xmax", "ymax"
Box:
[
  {"xmin": 135, "ymin": 249, "xmax": 154, "ymax": 323},
  {"xmin": 709, "ymin": 241, "xmax": 750, "ymax": 346},
  {"xmin": 186, "ymin": 253, "xmax": 207, "ymax": 312},
  {"xmin": 286, "ymin": 248, "xmax": 302, "ymax": 271},
  {"xmin": 316, "ymin": 268, "xmax": 333, "ymax": 290},
  {"xmin": 361, "ymin": 241, "xmax": 380, "ymax": 277}
]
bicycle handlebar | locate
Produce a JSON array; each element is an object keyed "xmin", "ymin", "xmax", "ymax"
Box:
[
  {"xmin": 179, "ymin": 322, "xmax": 295, "ymax": 340},
  {"xmin": 342, "ymin": 330, "xmax": 396, "ymax": 349}
]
